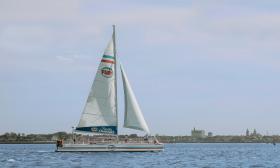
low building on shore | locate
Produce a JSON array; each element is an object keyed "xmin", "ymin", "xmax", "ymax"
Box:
[
  {"xmin": 208, "ymin": 132, "xmax": 213, "ymax": 137},
  {"xmin": 246, "ymin": 129, "xmax": 250, "ymax": 136},
  {"xmin": 191, "ymin": 128, "xmax": 206, "ymax": 138}
]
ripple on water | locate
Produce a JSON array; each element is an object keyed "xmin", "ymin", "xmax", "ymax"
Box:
[
  {"xmin": 37, "ymin": 150, "xmax": 50, "ymax": 153},
  {"xmin": 7, "ymin": 159, "xmax": 15, "ymax": 162},
  {"xmin": 1, "ymin": 144, "xmax": 280, "ymax": 168}
]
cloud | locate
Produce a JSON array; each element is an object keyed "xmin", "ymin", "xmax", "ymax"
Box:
[
  {"xmin": 0, "ymin": 0, "xmax": 79, "ymax": 22},
  {"xmin": 1, "ymin": 0, "xmax": 280, "ymax": 70},
  {"xmin": 56, "ymin": 55, "xmax": 77, "ymax": 63},
  {"xmin": 55, "ymin": 54, "xmax": 93, "ymax": 64}
]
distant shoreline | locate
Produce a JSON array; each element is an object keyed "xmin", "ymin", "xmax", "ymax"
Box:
[
  {"xmin": 0, "ymin": 141, "xmax": 55, "ymax": 144},
  {"xmin": 1, "ymin": 132, "xmax": 279, "ymax": 144},
  {"xmin": 0, "ymin": 142, "xmax": 278, "ymax": 144},
  {"xmin": 0, "ymin": 141, "xmax": 278, "ymax": 144}
]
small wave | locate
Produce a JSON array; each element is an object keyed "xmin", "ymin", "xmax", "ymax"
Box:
[
  {"xmin": 249, "ymin": 164, "xmax": 265, "ymax": 168},
  {"xmin": 37, "ymin": 150, "xmax": 47, "ymax": 153},
  {"xmin": 7, "ymin": 159, "xmax": 15, "ymax": 162},
  {"xmin": 251, "ymin": 156, "xmax": 257, "ymax": 159}
]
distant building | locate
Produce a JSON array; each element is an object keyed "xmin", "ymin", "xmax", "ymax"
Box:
[
  {"xmin": 191, "ymin": 128, "xmax": 206, "ymax": 138},
  {"xmin": 246, "ymin": 129, "xmax": 250, "ymax": 136},
  {"xmin": 51, "ymin": 135, "xmax": 58, "ymax": 141},
  {"xmin": 252, "ymin": 129, "xmax": 257, "ymax": 136},
  {"xmin": 208, "ymin": 132, "xmax": 213, "ymax": 137},
  {"xmin": 250, "ymin": 129, "xmax": 261, "ymax": 137}
]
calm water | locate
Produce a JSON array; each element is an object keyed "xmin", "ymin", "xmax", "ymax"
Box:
[{"xmin": 0, "ymin": 143, "xmax": 280, "ymax": 168}]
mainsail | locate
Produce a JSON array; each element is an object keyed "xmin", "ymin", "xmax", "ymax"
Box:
[
  {"xmin": 76, "ymin": 35, "xmax": 118, "ymax": 134},
  {"xmin": 120, "ymin": 65, "xmax": 150, "ymax": 133}
]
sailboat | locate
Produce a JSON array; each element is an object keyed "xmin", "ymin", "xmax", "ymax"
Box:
[{"xmin": 56, "ymin": 26, "xmax": 164, "ymax": 152}]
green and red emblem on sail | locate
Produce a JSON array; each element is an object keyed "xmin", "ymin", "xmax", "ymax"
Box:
[
  {"xmin": 101, "ymin": 67, "xmax": 113, "ymax": 78},
  {"xmin": 101, "ymin": 55, "xmax": 115, "ymax": 64}
]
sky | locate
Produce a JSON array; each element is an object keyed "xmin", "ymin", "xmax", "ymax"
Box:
[{"xmin": 1, "ymin": 0, "xmax": 280, "ymax": 136}]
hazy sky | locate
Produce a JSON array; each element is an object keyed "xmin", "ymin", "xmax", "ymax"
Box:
[{"xmin": 1, "ymin": 0, "xmax": 280, "ymax": 135}]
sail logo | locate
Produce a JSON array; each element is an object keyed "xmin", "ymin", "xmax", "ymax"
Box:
[
  {"xmin": 90, "ymin": 127, "xmax": 115, "ymax": 134},
  {"xmin": 101, "ymin": 67, "xmax": 113, "ymax": 78}
]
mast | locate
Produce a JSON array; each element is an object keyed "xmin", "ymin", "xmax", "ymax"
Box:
[{"xmin": 113, "ymin": 25, "xmax": 118, "ymax": 135}]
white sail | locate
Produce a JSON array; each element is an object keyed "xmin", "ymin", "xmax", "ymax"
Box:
[
  {"xmin": 120, "ymin": 65, "xmax": 150, "ymax": 133},
  {"xmin": 76, "ymin": 35, "xmax": 118, "ymax": 134}
]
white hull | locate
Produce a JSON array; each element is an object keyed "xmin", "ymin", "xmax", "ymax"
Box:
[{"xmin": 56, "ymin": 143, "xmax": 164, "ymax": 152}]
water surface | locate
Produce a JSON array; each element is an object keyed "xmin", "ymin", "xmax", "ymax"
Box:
[{"xmin": 0, "ymin": 143, "xmax": 279, "ymax": 167}]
